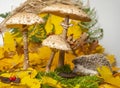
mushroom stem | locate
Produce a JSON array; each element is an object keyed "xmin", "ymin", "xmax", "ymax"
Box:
[
  {"xmin": 58, "ymin": 15, "xmax": 70, "ymax": 67},
  {"xmin": 58, "ymin": 50, "xmax": 65, "ymax": 67},
  {"xmin": 46, "ymin": 49, "xmax": 56, "ymax": 72},
  {"xmin": 61, "ymin": 15, "xmax": 69, "ymax": 39},
  {"xmin": 22, "ymin": 27, "xmax": 29, "ymax": 70}
]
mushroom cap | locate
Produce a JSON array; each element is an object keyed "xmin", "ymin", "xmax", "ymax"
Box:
[
  {"xmin": 40, "ymin": 3, "xmax": 91, "ymax": 22},
  {"xmin": 6, "ymin": 12, "xmax": 44, "ymax": 28},
  {"xmin": 42, "ymin": 35, "xmax": 71, "ymax": 51}
]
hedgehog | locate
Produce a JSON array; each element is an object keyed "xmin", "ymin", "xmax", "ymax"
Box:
[{"xmin": 72, "ymin": 53, "xmax": 112, "ymax": 76}]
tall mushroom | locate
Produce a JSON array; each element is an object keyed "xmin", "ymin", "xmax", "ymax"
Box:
[
  {"xmin": 5, "ymin": 12, "xmax": 44, "ymax": 70},
  {"xmin": 40, "ymin": 3, "xmax": 91, "ymax": 67},
  {"xmin": 40, "ymin": 3, "xmax": 91, "ymax": 39},
  {"xmin": 42, "ymin": 34, "xmax": 71, "ymax": 72}
]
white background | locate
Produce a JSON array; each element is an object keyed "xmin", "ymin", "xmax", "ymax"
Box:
[{"xmin": 0, "ymin": 0, "xmax": 120, "ymax": 67}]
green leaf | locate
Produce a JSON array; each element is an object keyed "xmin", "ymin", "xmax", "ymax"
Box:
[
  {"xmin": 43, "ymin": 14, "xmax": 50, "ymax": 22},
  {"xmin": 10, "ymin": 28, "xmax": 22, "ymax": 37},
  {"xmin": 30, "ymin": 35, "xmax": 42, "ymax": 43},
  {"xmin": 79, "ymin": 7, "xmax": 104, "ymax": 42},
  {"xmin": 88, "ymin": 28, "xmax": 103, "ymax": 41},
  {"xmin": 0, "ymin": 12, "xmax": 10, "ymax": 18}
]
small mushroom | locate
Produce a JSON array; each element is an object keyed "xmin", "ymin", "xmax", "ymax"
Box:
[
  {"xmin": 5, "ymin": 12, "xmax": 44, "ymax": 70},
  {"xmin": 42, "ymin": 35, "xmax": 71, "ymax": 72},
  {"xmin": 40, "ymin": 3, "xmax": 91, "ymax": 67}
]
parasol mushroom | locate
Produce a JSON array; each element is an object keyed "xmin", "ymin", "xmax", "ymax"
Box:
[
  {"xmin": 42, "ymin": 34, "xmax": 71, "ymax": 72},
  {"xmin": 40, "ymin": 3, "xmax": 91, "ymax": 39},
  {"xmin": 0, "ymin": 0, "xmax": 82, "ymax": 32},
  {"xmin": 5, "ymin": 12, "xmax": 44, "ymax": 70},
  {"xmin": 40, "ymin": 3, "xmax": 91, "ymax": 67}
]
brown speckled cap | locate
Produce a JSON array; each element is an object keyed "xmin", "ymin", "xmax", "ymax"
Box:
[
  {"xmin": 6, "ymin": 12, "xmax": 44, "ymax": 28},
  {"xmin": 40, "ymin": 3, "xmax": 91, "ymax": 22},
  {"xmin": 42, "ymin": 35, "xmax": 71, "ymax": 51}
]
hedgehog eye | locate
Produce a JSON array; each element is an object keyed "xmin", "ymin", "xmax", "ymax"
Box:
[{"xmin": 75, "ymin": 66, "xmax": 77, "ymax": 68}]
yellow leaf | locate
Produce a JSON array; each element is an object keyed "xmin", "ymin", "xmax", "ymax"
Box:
[
  {"xmin": 99, "ymin": 84, "xmax": 118, "ymax": 88},
  {"xmin": 0, "ymin": 47, "xmax": 4, "ymax": 58},
  {"xmin": 3, "ymin": 32, "xmax": 16, "ymax": 52},
  {"xmin": 45, "ymin": 14, "xmax": 83, "ymax": 39},
  {"xmin": 106, "ymin": 55, "xmax": 116, "ymax": 66},
  {"xmin": 42, "ymin": 76, "xmax": 62, "ymax": 88},
  {"xmin": 21, "ymin": 76, "xmax": 41, "ymax": 88},
  {"xmin": 95, "ymin": 45, "xmax": 104, "ymax": 53},
  {"xmin": 17, "ymin": 68, "xmax": 37, "ymax": 78},
  {"xmin": 45, "ymin": 15, "xmax": 63, "ymax": 34},
  {"xmin": 112, "ymin": 66, "xmax": 120, "ymax": 72},
  {"xmin": 98, "ymin": 66, "xmax": 120, "ymax": 87},
  {"xmin": 68, "ymin": 20, "xmax": 82, "ymax": 39}
]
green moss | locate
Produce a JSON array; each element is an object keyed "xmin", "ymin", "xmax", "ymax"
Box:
[
  {"xmin": 35, "ymin": 64, "xmax": 103, "ymax": 88},
  {"xmin": 36, "ymin": 71, "xmax": 103, "ymax": 88},
  {"xmin": 41, "ymin": 84, "xmax": 54, "ymax": 88},
  {"xmin": 54, "ymin": 64, "xmax": 72, "ymax": 73},
  {"xmin": 60, "ymin": 76, "xmax": 102, "ymax": 88}
]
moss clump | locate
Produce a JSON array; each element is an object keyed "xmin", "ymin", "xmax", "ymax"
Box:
[
  {"xmin": 54, "ymin": 64, "xmax": 72, "ymax": 73},
  {"xmin": 35, "ymin": 65, "xmax": 103, "ymax": 88}
]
